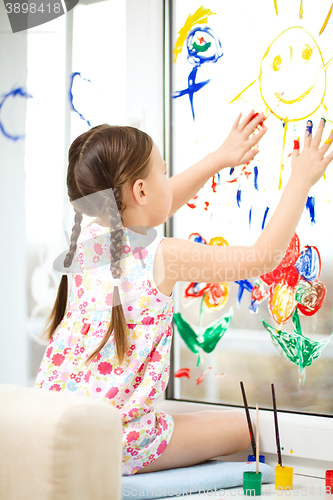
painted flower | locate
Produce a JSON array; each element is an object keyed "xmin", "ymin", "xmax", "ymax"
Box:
[
  {"xmin": 133, "ymin": 246, "xmax": 148, "ymax": 261},
  {"xmin": 105, "ymin": 386, "xmax": 119, "ymax": 399},
  {"xmin": 51, "ymin": 353, "xmax": 65, "ymax": 367},
  {"xmin": 67, "ymin": 380, "xmax": 78, "ymax": 392},
  {"xmin": 126, "ymin": 430, "xmax": 140, "ymax": 443},
  {"xmin": 97, "ymin": 361, "xmax": 112, "ymax": 375},
  {"xmin": 184, "ymin": 233, "xmax": 229, "ymax": 310},
  {"xmin": 74, "ymin": 275, "xmax": 82, "ymax": 287},
  {"xmin": 142, "ymin": 316, "xmax": 154, "ymax": 325},
  {"xmin": 50, "ymin": 384, "xmax": 61, "ymax": 391},
  {"xmin": 94, "ymin": 242, "xmax": 103, "ymax": 256},
  {"xmin": 121, "ymin": 281, "xmax": 134, "ymax": 293},
  {"xmin": 122, "ymin": 244, "xmax": 131, "ymax": 254},
  {"xmin": 138, "ymin": 296, "xmax": 150, "ymax": 309},
  {"xmin": 260, "ymin": 233, "xmax": 326, "ymax": 324},
  {"xmin": 156, "ymin": 440, "xmax": 167, "ymax": 455}
]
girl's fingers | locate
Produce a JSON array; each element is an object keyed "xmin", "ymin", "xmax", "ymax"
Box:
[
  {"xmin": 232, "ymin": 112, "xmax": 242, "ymax": 130},
  {"xmin": 292, "ymin": 140, "xmax": 300, "ymax": 162},
  {"xmin": 304, "ymin": 120, "xmax": 313, "ymax": 148},
  {"xmin": 319, "ymin": 128, "xmax": 333, "ymax": 155},
  {"xmin": 241, "ymin": 148, "xmax": 259, "ymax": 164},
  {"xmin": 239, "ymin": 109, "xmax": 255, "ymax": 131},
  {"xmin": 312, "ymin": 118, "xmax": 326, "ymax": 148},
  {"xmin": 243, "ymin": 112, "xmax": 265, "ymax": 137},
  {"xmin": 323, "ymin": 148, "xmax": 333, "ymax": 167},
  {"xmin": 247, "ymin": 125, "xmax": 267, "ymax": 147}
]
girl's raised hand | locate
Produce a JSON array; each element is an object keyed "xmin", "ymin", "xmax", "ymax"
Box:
[
  {"xmin": 291, "ymin": 119, "xmax": 333, "ymax": 190},
  {"xmin": 210, "ymin": 109, "xmax": 267, "ymax": 170}
]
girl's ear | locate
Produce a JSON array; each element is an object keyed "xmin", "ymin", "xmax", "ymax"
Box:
[{"xmin": 132, "ymin": 179, "xmax": 147, "ymax": 206}]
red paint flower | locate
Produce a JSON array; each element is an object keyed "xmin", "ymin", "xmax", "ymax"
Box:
[
  {"xmin": 260, "ymin": 233, "xmax": 326, "ymax": 324},
  {"xmin": 184, "ymin": 233, "xmax": 230, "ymax": 310}
]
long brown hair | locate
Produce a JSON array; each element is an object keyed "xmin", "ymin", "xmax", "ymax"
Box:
[{"xmin": 41, "ymin": 125, "xmax": 153, "ymax": 367}]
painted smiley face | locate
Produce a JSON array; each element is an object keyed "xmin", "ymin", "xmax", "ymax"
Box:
[{"xmin": 259, "ymin": 27, "xmax": 326, "ymax": 121}]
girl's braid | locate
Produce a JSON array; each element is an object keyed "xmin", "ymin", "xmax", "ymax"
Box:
[
  {"xmin": 105, "ymin": 187, "xmax": 124, "ymax": 287},
  {"xmin": 63, "ymin": 209, "xmax": 83, "ymax": 268}
]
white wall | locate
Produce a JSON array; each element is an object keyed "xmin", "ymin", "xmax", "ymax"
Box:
[
  {"xmin": 0, "ymin": 5, "xmax": 29, "ymax": 385},
  {"xmin": 0, "ymin": 0, "xmax": 165, "ymax": 387}
]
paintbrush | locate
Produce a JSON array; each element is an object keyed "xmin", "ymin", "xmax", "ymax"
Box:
[
  {"xmin": 240, "ymin": 381, "xmax": 257, "ymax": 456},
  {"xmin": 271, "ymin": 383, "xmax": 282, "ymax": 467},
  {"xmin": 256, "ymin": 403, "xmax": 259, "ymax": 474}
]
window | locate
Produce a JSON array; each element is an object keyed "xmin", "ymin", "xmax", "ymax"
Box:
[{"xmin": 167, "ymin": 0, "xmax": 333, "ymax": 419}]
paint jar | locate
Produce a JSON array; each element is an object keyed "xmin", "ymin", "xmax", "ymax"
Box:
[
  {"xmin": 325, "ymin": 470, "xmax": 333, "ymax": 494},
  {"xmin": 248, "ymin": 454, "xmax": 266, "ymax": 463},
  {"xmin": 275, "ymin": 465, "xmax": 293, "ymax": 490},
  {"xmin": 243, "ymin": 471, "xmax": 262, "ymax": 496}
]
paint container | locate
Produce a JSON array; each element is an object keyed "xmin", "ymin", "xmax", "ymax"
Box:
[
  {"xmin": 248, "ymin": 454, "xmax": 266, "ymax": 463},
  {"xmin": 275, "ymin": 465, "xmax": 293, "ymax": 490},
  {"xmin": 243, "ymin": 471, "xmax": 262, "ymax": 496},
  {"xmin": 325, "ymin": 470, "xmax": 333, "ymax": 494}
]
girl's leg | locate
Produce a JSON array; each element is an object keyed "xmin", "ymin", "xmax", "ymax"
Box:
[{"xmin": 135, "ymin": 409, "xmax": 251, "ymax": 474}]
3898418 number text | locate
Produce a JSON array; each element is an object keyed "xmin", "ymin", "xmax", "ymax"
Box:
[{"xmin": 5, "ymin": 3, "xmax": 61, "ymax": 14}]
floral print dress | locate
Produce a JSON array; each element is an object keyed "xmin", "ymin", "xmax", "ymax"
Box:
[{"xmin": 34, "ymin": 223, "xmax": 175, "ymax": 475}]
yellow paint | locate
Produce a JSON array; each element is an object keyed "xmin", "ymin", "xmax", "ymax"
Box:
[
  {"xmin": 258, "ymin": 27, "xmax": 327, "ymax": 122},
  {"xmin": 272, "ymin": 54, "xmax": 282, "ymax": 71},
  {"xmin": 324, "ymin": 130, "xmax": 333, "ymax": 146},
  {"xmin": 290, "ymin": 449, "xmax": 293, "ymax": 454},
  {"xmin": 299, "ymin": 0, "xmax": 303, "ymax": 19},
  {"xmin": 322, "ymin": 56, "xmax": 333, "ymax": 71},
  {"xmin": 173, "ymin": 6, "xmax": 215, "ymax": 63},
  {"xmin": 279, "ymin": 121, "xmax": 288, "ymax": 190},
  {"xmin": 229, "ymin": 79, "xmax": 257, "ymax": 104},
  {"xmin": 302, "ymin": 44, "xmax": 313, "ymax": 61},
  {"xmin": 273, "ymin": 0, "xmax": 278, "ymax": 16},
  {"xmin": 269, "ymin": 282, "xmax": 296, "ymax": 324},
  {"xmin": 290, "ymin": 46, "xmax": 293, "ymax": 62},
  {"xmin": 274, "ymin": 82, "xmax": 316, "ymax": 105},
  {"xmin": 319, "ymin": 2, "xmax": 333, "ymax": 35}
]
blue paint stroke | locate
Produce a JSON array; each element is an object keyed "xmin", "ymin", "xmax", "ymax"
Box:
[
  {"xmin": 237, "ymin": 186, "xmax": 241, "ymax": 207},
  {"xmin": 69, "ymin": 72, "xmax": 92, "ymax": 127},
  {"xmin": 172, "ymin": 26, "xmax": 223, "ymax": 121},
  {"xmin": 217, "ymin": 172, "xmax": 220, "ymax": 187},
  {"xmin": 234, "ymin": 280, "xmax": 253, "ymax": 307},
  {"xmin": 306, "ymin": 196, "xmax": 315, "ymax": 224},
  {"xmin": 229, "ymin": 168, "xmax": 234, "ymax": 175},
  {"xmin": 186, "ymin": 26, "xmax": 223, "ymax": 65},
  {"xmin": 172, "ymin": 66, "xmax": 210, "ymax": 121},
  {"xmin": 249, "ymin": 299, "xmax": 259, "ymax": 313},
  {"xmin": 254, "ymin": 166, "xmax": 259, "ymax": 191},
  {"xmin": 0, "ymin": 87, "xmax": 33, "ymax": 141},
  {"xmin": 191, "ymin": 234, "xmax": 206, "ymax": 244},
  {"xmin": 295, "ymin": 246, "xmax": 320, "ymax": 282},
  {"xmin": 249, "ymin": 206, "xmax": 252, "ymax": 229},
  {"xmin": 306, "ymin": 120, "xmax": 313, "ymax": 137},
  {"xmin": 262, "ymin": 207, "xmax": 269, "ymax": 230}
]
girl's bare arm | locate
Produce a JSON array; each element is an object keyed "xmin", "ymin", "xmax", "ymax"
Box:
[{"xmin": 160, "ymin": 120, "xmax": 333, "ymax": 286}]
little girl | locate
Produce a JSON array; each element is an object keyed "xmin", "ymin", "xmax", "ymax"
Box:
[{"xmin": 34, "ymin": 112, "xmax": 333, "ymax": 476}]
